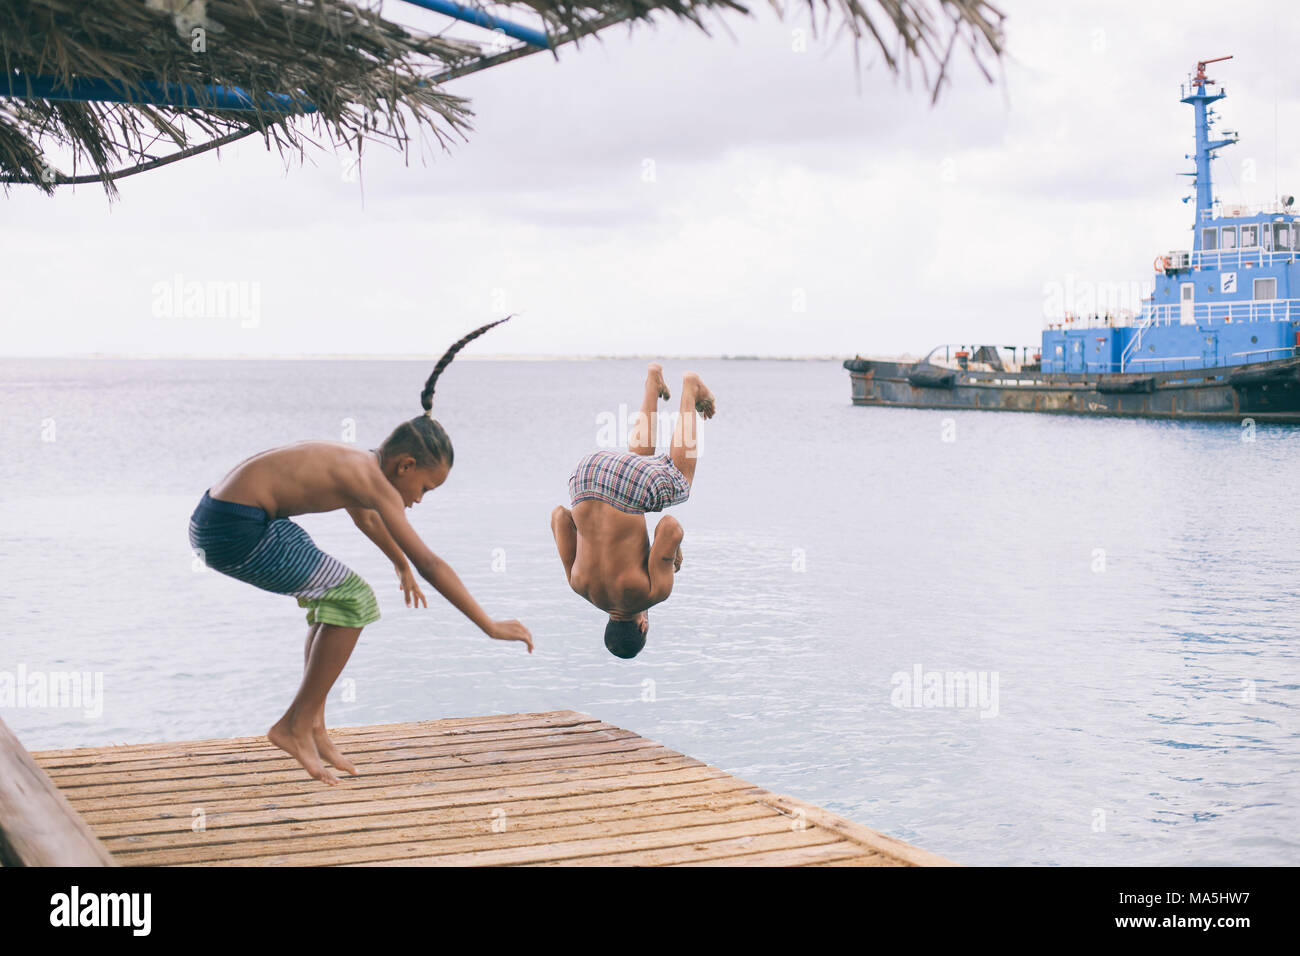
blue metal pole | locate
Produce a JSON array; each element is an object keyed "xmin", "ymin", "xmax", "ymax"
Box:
[
  {"xmin": 2, "ymin": 72, "xmax": 316, "ymax": 113},
  {"xmin": 398, "ymin": 0, "xmax": 551, "ymax": 49},
  {"xmin": 1180, "ymin": 60, "xmax": 1236, "ymax": 246},
  {"xmin": 1183, "ymin": 86, "xmax": 1223, "ymax": 237}
]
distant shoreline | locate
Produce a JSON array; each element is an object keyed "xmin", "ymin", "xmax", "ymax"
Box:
[{"xmin": 0, "ymin": 353, "xmax": 871, "ymax": 362}]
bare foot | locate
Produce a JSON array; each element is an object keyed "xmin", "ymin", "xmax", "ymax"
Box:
[
  {"xmin": 647, "ymin": 363, "xmax": 671, "ymax": 401},
  {"xmin": 313, "ymin": 725, "xmax": 360, "ymax": 776},
  {"xmin": 268, "ymin": 717, "xmax": 339, "ymax": 785},
  {"xmin": 685, "ymin": 373, "xmax": 716, "ymax": 419}
]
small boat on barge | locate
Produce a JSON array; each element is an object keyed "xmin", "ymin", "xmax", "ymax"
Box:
[{"xmin": 844, "ymin": 57, "xmax": 1300, "ymax": 423}]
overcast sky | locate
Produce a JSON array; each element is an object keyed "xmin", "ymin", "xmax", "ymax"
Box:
[{"xmin": 1, "ymin": 0, "xmax": 1296, "ymax": 358}]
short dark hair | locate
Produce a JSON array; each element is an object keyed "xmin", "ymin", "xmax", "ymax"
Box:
[{"xmin": 604, "ymin": 618, "xmax": 646, "ymax": 659}]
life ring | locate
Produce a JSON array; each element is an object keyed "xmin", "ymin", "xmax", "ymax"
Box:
[{"xmin": 1153, "ymin": 255, "xmax": 1170, "ymax": 272}]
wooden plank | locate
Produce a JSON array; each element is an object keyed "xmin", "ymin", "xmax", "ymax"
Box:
[
  {"xmin": 100, "ymin": 766, "xmax": 737, "ymax": 844},
  {"xmin": 39, "ymin": 719, "xmax": 621, "ymax": 777},
  {"xmin": 527, "ymin": 828, "xmax": 844, "ymax": 866},
  {"xmin": 114, "ymin": 787, "xmax": 768, "ymax": 866},
  {"xmin": 75, "ymin": 755, "xmax": 714, "ymax": 830},
  {"xmin": 752, "ymin": 792, "xmax": 956, "ymax": 866},
  {"xmin": 52, "ymin": 734, "xmax": 664, "ymax": 802},
  {"xmin": 35, "ymin": 712, "xmax": 602, "ymax": 770},
  {"xmin": 72, "ymin": 753, "xmax": 714, "ymax": 826},
  {"xmin": 812, "ymin": 853, "xmax": 897, "ymax": 867},
  {"xmin": 32, "ymin": 711, "xmax": 596, "ymax": 765},
  {"xmin": 99, "ymin": 776, "xmax": 759, "ymax": 856},
  {"xmin": 0, "ymin": 717, "xmax": 115, "ymax": 867},
  {"xmin": 47, "ymin": 726, "xmax": 643, "ymax": 787},
  {"xmin": 231, "ymin": 806, "xmax": 794, "ymax": 867},
  {"xmin": 348, "ymin": 816, "xmax": 813, "ymax": 868},
  {"xmin": 673, "ymin": 841, "xmax": 883, "ymax": 866}
]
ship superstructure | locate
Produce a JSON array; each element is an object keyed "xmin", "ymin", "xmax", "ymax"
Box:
[{"xmin": 1041, "ymin": 56, "xmax": 1299, "ymax": 374}]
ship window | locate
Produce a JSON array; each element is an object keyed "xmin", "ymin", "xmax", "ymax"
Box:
[
  {"xmin": 1240, "ymin": 224, "xmax": 1259, "ymax": 248},
  {"xmin": 1221, "ymin": 226, "xmax": 1238, "ymax": 249},
  {"xmin": 1201, "ymin": 227, "xmax": 1218, "ymax": 250},
  {"xmin": 1254, "ymin": 277, "xmax": 1277, "ymax": 301},
  {"xmin": 1274, "ymin": 222, "xmax": 1296, "ymax": 250}
]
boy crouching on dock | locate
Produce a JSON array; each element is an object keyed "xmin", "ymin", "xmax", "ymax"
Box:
[{"xmin": 188, "ymin": 321, "xmax": 531, "ymax": 785}]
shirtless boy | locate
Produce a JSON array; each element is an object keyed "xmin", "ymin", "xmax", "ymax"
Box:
[
  {"xmin": 188, "ymin": 321, "xmax": 531, "ymax": 784},
  {"xmin": 550, "ymin": 364, "xmax": 715, "ymax": 658}
]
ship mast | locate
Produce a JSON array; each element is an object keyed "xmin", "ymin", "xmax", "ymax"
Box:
[{"xmin": 1181, "ymin": 55, "xmax": 1237, "ymax": 248}]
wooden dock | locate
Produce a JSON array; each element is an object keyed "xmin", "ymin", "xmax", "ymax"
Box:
[{"xmin": 11, "ymin": 710, "xmax": 951, "ymax": 866}]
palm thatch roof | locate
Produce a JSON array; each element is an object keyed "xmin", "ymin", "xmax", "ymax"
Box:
[{"xmin": 0, "ymin": 0, "xmax": 1003, "ymax": 198}]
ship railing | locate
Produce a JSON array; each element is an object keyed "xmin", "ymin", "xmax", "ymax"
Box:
[
  {"xmin": 1121, "ymin": 354, "xmax": 1289, "ymax": 373},
  {"xmin": 1209, "ymin": 200, "xmax": 1297, "ymax": 219},
  {"xmin": 982, "ymin": 350, "xmax": 1298, "ymax": 377},
  {"xmin": 1227, "ymin": 347, "xmax": 1297, "ymax": 362},
  {"xmin": 1182, "ymin": 247, "xmax": 1297, "ymax": 270},
  {"xmin": 1118, "ymin": 309, "xmax": 1156, "ymax": 372},
  {"xmin": 922, "ymin": 344, "xmax": 1041, "ymax": 370},
  {"xmin": 1142, "ymin": 297, "xmax": 1300, "ymax": 327},
  {"xmin": 1047, "ymin": 311, "xmax": 1139, "ymax": 330}
]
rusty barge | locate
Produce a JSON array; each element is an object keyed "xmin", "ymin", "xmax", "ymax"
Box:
[{"xmin": 844, "ymin": 348, "xmax": 1300, "ymax": 422}]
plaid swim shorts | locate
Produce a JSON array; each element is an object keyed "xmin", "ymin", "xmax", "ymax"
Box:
[{"xmin": 568, "ymin": 450, "xmax": 691, "ymax": 515}]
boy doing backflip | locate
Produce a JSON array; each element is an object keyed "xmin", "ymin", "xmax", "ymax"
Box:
[{"xmin": 551, "ymin": 364, "xmax": 715, "ymax": 659}]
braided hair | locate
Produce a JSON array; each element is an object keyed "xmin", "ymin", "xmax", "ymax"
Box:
[{"xmin": 379, "ymin": 316, "xmax": 513, "ymax": 470}]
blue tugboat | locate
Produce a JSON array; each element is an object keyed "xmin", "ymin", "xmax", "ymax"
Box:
[{"xmin": 844, "ymin": 57, "xmax": 1300, "ymax": 422}]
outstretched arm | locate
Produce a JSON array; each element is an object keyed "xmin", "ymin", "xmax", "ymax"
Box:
[
  {"xmin": 352, "ymin": 470, "xmax": 532, "ymax": 652},
  {"xmin": 346, "ymin": 506, "xmax": 406, "ymax": 565},
  {"xmin": 347, "ymin": 506, "xmax": 426, "ymax": 608},
  {"xmin": 647, "ymin": 515, "xmax": 683, "ymax": 604},
  {"xmin": 550, "ymin": 506, "xmax": 577, "ymax": 580}
]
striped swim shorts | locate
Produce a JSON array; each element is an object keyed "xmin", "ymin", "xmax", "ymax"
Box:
[
  {"xmin": 188, "ymin": 491, "xmax": 380, "ymax": 629},
  {"xmin": 569, "ymin": 450, "xmax": 691, "ymax": 515}
]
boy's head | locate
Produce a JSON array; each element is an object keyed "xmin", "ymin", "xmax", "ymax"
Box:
[
  {"xmin": 379, "ymin": 415, "xmax": 453, "ymax": 507},
  {"xmin": 604, "ymin": 613, "xmax": 647, "ymax": 659}
]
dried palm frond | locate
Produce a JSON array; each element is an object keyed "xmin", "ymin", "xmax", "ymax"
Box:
[{"xmin": 0, "ymin": 0, "xmax": 1004, "ymax": 197}]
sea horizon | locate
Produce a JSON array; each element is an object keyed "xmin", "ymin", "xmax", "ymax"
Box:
[{"xmin": 0, "ymin": 352, "xmax": 902, "ymax": 362}]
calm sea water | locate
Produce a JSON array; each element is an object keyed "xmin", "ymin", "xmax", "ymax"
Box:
[{"xmin": 2, "ymin": 357, "xmax": 1297, "ymax": 866}]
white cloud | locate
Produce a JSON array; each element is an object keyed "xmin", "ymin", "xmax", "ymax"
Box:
[{"xmin": 0, "ymin": 0, "xmax": 1296, "ymax": 357}]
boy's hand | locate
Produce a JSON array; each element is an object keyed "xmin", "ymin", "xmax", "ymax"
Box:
[
  {"xmin": 488, "ymin": 619, "xmax": 534, "ymax": 653},
  {"xmin": 396, "ymin": 565, "xmax": 427, "ymax": 608},
  {"xmin": 673, "ymin": 544, "xmax": 683, "ymax": 573}
]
